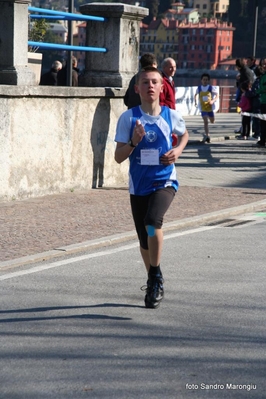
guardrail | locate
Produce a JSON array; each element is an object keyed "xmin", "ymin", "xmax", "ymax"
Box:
[
  {"xmin": 28, "ymin": 6, "xmax": 107, "ymax": 53},
  {"xmin": 28, "ymin": 6, "xmax": 107, "ymax": 85},
  {"xmin": 28, "ymin": 6, "xmax": 107, "ymax": 22}
]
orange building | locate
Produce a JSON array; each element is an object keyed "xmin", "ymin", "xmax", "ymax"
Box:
[{"xmin": 178, "ymin": 18, "xmax": 235, "ymax": 69}]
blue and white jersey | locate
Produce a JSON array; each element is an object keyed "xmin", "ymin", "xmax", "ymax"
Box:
[{"xmin": 115, "ymin": 106, "xmax": 186, "ymax": 195}]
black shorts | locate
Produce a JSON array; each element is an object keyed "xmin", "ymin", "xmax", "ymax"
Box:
[{"xmin": 130, "ymin": 187, "xmax": 176, "ymax": 250}]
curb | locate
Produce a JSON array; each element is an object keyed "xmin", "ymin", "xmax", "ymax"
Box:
[{"xmin": 1, "ymin": 199, "xmax": 266, "ymax": 271}]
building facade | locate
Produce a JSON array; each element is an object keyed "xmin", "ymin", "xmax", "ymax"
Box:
[
  {"xmin": 140, "ymin": 15, "xmax": 234, "ymax": 71},
  {"xmin": 178, "ymin": 19, "xmax": 234, "ymax": 69},
  {"xmin": 140, "ymin": 19, "xmax": 179, "ymax": 67}
]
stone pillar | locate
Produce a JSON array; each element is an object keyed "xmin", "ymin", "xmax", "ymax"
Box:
[
  {"xmin": 79, "ymin": 2, "xmax": 148, "ymax": 88},
  {"xmin": 0, "ymin": 0, "xmax": 36, "ymax": 85}
]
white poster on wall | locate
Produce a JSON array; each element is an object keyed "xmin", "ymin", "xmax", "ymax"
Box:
[{"xmin": 175, "ymin": 86, "xmax": 220, "ymax": 116}]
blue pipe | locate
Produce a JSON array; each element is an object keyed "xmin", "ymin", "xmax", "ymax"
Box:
[
  {"xmin": 30, "ymin": 15, "xmax": 69, "ymax": 20},
  {"xmin": 28, "ymin": 41, "xmax": 107, "ymax": 53},
  {"xmin": 28, "ymin": 6, "xmax": 107, "ymax": 22}
]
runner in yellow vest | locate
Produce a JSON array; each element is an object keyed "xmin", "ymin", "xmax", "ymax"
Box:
[{"xmin": 194, "ymin": 73, "xmax": 219, "ymax": 143}]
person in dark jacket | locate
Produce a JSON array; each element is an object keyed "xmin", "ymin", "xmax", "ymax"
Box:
[
  {"xmin": 256, "ymin": 57, "xmax": 266, "ymax": 147},
  {"xmin": 40, "ymin": 60, "xmax": 62, "ymax": 86},
  {"xmin": 57, "ymin": 56, "xmax": 79, "ymax": 86},
  {"xmin": 235, "ymin": 58, "xmax": 255, "ymax": 102},
  {"xmin": 249, "ymin": 65, "xmax": 263, "ymax": 138},
  {"xmin": 234, "ymin": 58, "xmax": 255, "ymax": 134},
  {"xmin": 124, "ymin": 53, "xmax": 158, "ymax": 109}
]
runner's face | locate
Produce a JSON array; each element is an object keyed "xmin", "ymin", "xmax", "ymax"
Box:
[
  {"xmin": 201, "ymin": 76, "xmax": 209, "ymax": 85},
  {"xmin": 135, "ymin": 71, "xmax": 163, "ymax": 102}
]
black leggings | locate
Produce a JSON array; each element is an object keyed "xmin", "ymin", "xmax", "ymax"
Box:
[
  {"xmin": 130, "ymin": 187, "xmax": 176, "ymax": 250},
  {"xmin": 242, "ymin": 115, "xmax": 251, "ymax": 137}
]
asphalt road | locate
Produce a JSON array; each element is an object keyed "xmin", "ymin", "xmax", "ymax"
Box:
[{"xmin": 1, "ymin": 211, "xmax": 265, "ymax": 399}]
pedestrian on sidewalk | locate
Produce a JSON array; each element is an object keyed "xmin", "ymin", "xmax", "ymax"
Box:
[
  {"xmin": 237, "ymin": 81, "xmax": 252, "ymax": 140},
  {"xmin": 194, "ymin": 73, "xmax": 219, "ymax": 143},
  {"xmin": 114, "ymin": 67, "xmax": 189, "ymax": 309}
]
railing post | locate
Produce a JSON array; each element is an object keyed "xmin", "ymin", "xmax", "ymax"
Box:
[
  {"xmin": 79, "ymin": 2, "xmax": 148, "ymax": 88},
  {"xmin": 0, "ymin": 0, "xmax": 36, "ymax": 85}
]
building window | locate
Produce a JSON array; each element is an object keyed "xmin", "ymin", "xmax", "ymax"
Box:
[{"xmin": 203, "ymin": 4, "xmax": 207, "ymax": 9}]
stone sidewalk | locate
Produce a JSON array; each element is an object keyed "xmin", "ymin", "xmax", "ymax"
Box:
[{"xmin": 1, "ymin": 114, "xmax": 266, "ymax": 267}]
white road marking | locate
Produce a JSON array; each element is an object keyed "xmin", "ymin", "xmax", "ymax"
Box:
[{"xmin": 0, "ymin": 225, "xmax": 216, "ymax": 281}]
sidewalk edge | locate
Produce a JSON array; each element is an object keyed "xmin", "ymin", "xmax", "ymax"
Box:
[{"xmin": 1, "ymin": 199, "xmax": 266, "ymax": 271}]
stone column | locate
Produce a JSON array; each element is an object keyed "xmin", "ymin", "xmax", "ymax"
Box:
[
  {"xmin": 0, "ymin": 0, "xmax": 36, "ymax": 85},
  {"xmin": 79, "ymin": 2, "xmax": 148, "ymax": 88}
]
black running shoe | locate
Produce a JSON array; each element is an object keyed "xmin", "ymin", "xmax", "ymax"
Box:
[
  {"xmin": 144, "ymin": 275, "xmax": 164, "ymax": 309},
  {"xmin": 202, "ymin": 135, "xmax": 210, "ymax": 143}
]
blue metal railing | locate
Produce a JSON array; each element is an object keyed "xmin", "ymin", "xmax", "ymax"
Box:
[
  {"xmin": 28, "ymin": 6, "xmax": 107, "ymax": 54},
  {"xmin": 28, "ymin": 6, "xmax": 107, "ymax": 22},
  {"xmin": 28, "ymin": 41, "xmax": 107, "ymax": 53}
]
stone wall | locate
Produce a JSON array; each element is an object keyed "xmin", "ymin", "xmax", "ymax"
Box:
[{"xmin": 0, "ymin": 86, "xmax": 128, "ymax": 201}]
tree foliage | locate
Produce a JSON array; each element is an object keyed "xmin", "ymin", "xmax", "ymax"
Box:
[
  {"xmin": 29, "ymin": 19, "xmax": 49, "ymax": 43},
  {"xmin": 28, "ymin": 19, "xmax": 49, "ymax": 52}
]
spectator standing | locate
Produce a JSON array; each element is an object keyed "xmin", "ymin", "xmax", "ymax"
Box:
[
  {"xmin": 160, "ymin": 57, "xmax": 177, "ymax": 109},
  {"xmin": 114, "ymin": 67, "xmax": 189, "ymax": 309},
  {"xmin": 250, "ymin": 65, "xmax": 263, "ymax": 139},
  {"xmin": 238, "ymin": 81, "xmax": 252, "ymax": 140},
  {"xmin": 255, "ymin": 57, "xmax": 266, "ymax": 147},
  {"xmin": 235, "ymin": 58, "xmax": 254, "ymax": 102},
  {"xmin": 57, "ymin": 56, "xmax": 79, "ymax": 86},
  {"xmin": 234, "ymin": 58, "xmax": 255, "ymax": 134},
  {"xmin": 40, "ymin": 60, "xmax": 62, "ymax": 86},
  {"xmin": 124, "ymin": 53, "xmax": 158, "ymax": 109}
]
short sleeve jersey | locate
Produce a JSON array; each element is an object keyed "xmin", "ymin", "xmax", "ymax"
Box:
[{"xmin": 115, "ymin": 105, "xmax": 186, "ymax": 195}]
